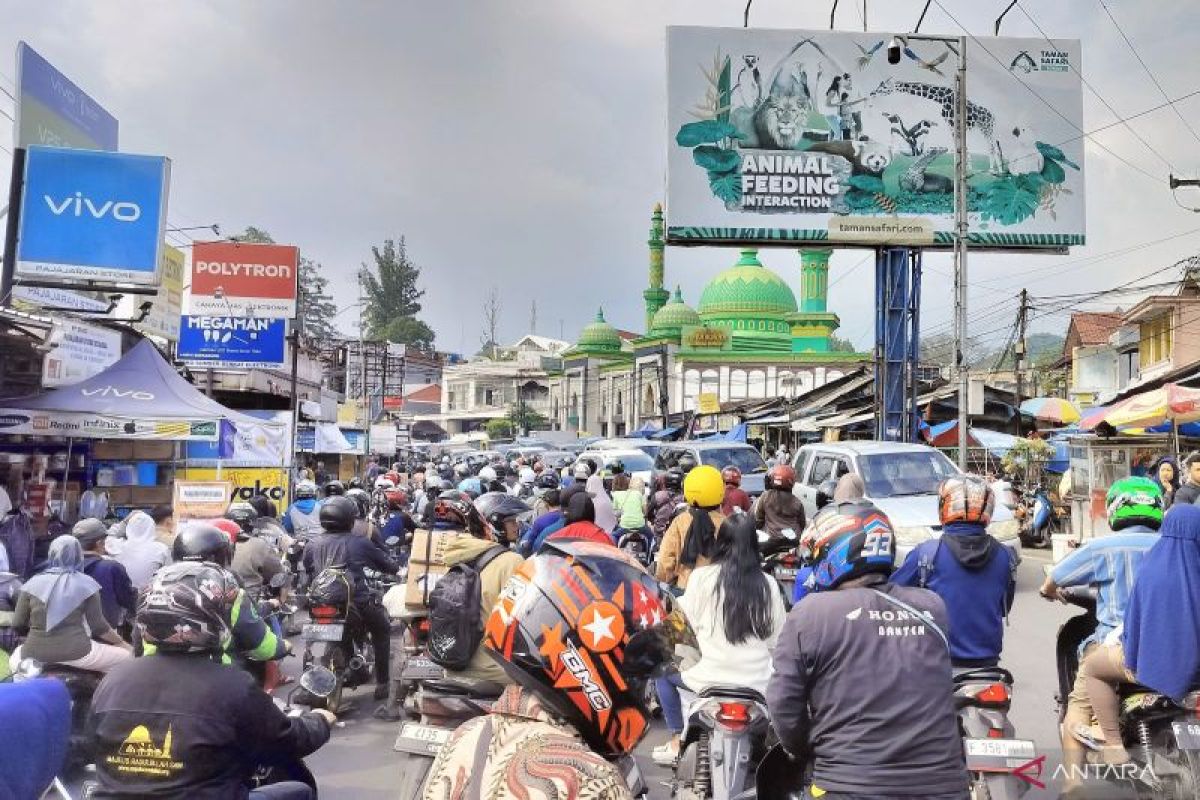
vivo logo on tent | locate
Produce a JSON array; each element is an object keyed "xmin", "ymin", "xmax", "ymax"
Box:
[
  {"xmin": 44, "ymin": 192, "xmax": 141, "ymax": 222},
  {"xmin": 81, "ymin": 386, "xmax": 154, "ymax": 401}
]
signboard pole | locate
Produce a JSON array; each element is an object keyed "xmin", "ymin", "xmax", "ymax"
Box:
[
  {"xmin": 288, "ymin": 325, "xmax": 300, "ymax": 491},
  {"xmin": 0, "ymin": 148, "xmax": 26, "ymax": 307},
  {"xmin": 954, "ymin": 36, "xmax": 969, "ymax": 469}
]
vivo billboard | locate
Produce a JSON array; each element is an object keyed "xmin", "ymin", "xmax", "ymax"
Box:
[{"xmin": 16, "ymin": 146, "xmax": 170, "ymax": 286}]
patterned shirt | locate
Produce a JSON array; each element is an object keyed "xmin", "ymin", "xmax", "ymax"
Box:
[{"xmin": 422, "ymin": 686, "xmax": 631, "ymax": 800}]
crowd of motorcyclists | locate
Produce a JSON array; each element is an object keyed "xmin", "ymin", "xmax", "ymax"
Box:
[{"xmin": 2, "ymin": 442, "xmax": 1200, "ymax": 800}]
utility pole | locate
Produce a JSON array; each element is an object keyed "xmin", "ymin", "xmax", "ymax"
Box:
[
  {"xmin": 1014, "ymin": 289, "xmax": 1028, "ymax": 437},
  {"xmin": 358, "ymin": 273, "xmax": 370, "ymax": 460},
  {"xmin": 658, "ymin": 347, "xmax": 670, "ymax": 422},
  {"xmin": 953, "ymin": 35, "xmax": 970, "ymax": 469}
]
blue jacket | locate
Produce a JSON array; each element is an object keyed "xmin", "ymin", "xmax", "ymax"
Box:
[
  {"xmin": 82, "ymin": 553, "xmax": 138, "ymax": 629},
  {"xmin": 521, "ymin": 511, "xmax": 565, "ymax": 555},
  {"xmin": 0, "ymin": 679, "xmax": 70, "ymax": 799},
  {"xmin": 892, "ymin": 523, "xmax": 1016, "ymax": 666},
  {"xmin": 282, "ymin": 497, "xmax": 320, "ymax": 535}
]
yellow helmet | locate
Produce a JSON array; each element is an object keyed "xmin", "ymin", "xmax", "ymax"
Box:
[{"xmin": 683, "ymin": 464, "xmax": 724, "ymax": 508}]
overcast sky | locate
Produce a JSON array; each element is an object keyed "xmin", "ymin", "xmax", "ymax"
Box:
[{"xmin": 4, "ymin": 0, "xmax": 1199, "ymax": 355}]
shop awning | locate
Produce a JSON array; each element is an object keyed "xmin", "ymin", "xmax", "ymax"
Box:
[
  {"xmin": 650, "ymin": 426, "xmax": 682, "ymax": 440},
  {"xmin": 0, "ymin": 339, "xmax": 277, "ymax": 441}
]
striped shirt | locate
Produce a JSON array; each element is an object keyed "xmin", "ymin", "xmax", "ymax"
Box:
[{"xmin": 1051, "ymin": 527, "xmax": 1158, "ymax": 651}]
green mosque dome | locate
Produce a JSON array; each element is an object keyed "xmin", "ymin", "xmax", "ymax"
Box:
[
  {"xmin": 575, "ymin": 308, "xmax": 622, "ymax": 353},
  {"xmin": 698, "ymin": 250, "xmax": 798, "ymax": 317},
  {"xmin": 650, "ymin": 286, "xmax": 701, "ymax": 336}
]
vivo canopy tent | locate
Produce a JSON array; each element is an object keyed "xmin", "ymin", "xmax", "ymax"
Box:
[{"xmin": 0, "ymin": 339, "xmax": 278, "ymax": 441}]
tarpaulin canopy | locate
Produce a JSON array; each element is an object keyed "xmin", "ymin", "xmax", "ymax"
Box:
[
  {"xmin": 0, "ymin": 339, "xmax": 279, "ymax": 442},
  {"xmin": 1100, "ymin": 383, "xmax": 1200, "ymax": 430}
]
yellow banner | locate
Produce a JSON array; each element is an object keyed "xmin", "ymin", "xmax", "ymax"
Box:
[
  {"xmin": 182, "ymin": 467, "xmax": 289, "ymax": 508},
  {"xmin": 697, "ymin": 392, "xmax": 721, "ymax": 415}
]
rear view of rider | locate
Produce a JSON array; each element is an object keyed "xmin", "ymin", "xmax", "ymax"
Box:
[
  {"xmin": 649, "ymin": 469, "xmax": 686, "ymax": 542},
  {"xmin": 767, "ymin": 501, "xmax": 969, "ymax": 799},
  {"xmin": 89, "ymin": 562, "xmax": 334, "ymax": 799},
  {"xmin": 891, "ymin": 475, "xmax": 1016, "ymax": 667},
  {"xmin": 754, "ymin": 465, "xmax": 805, "ymax": 539},
  {"xmin": 720, "ymin": 466, "xmax": 751, "ymax": 515},
  {"xmin": 227, "ymin": 502, "xmax": 285, "ymax": 601},
  {"xmin": 283, "ymin": 481, "xmax": 323, "ymax": 541},
  {"xmin": 303, "ymin": 495, "xmax": 399, "ymax": 700}
]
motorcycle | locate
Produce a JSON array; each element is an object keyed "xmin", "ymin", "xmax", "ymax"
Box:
[
  {"xmin": 673, "ymin": 685, "xmax": 770, "ymax": 800},
  {"xmin": 758, "ymin": 528, "xmax": 799, "ymax": 605},
  {"xmin": 1018, "ymin": 484, "xmax": 1056, "ymax": 548},
  {"xmin": 249, "ymin": 665, "xmax": 339, "ymax": 793},
  {"xmin": 953, "ymin": 666, "xmax": 1034, "ymax": 799},
  {"xmin": 300, "ymin": 586, "xmax": 379, "ymax": 714},
  {"xmin": 616, "ymin": 527, "xmax": 655, "ymax": 569},
  {"xmin": 1055, "ymin": 584, "xmax": 1200, "ymax": 798}
]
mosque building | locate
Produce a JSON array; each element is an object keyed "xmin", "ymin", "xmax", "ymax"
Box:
[{"xmin": 549, "ymin": 205, "xmax": 869, "ymax": 436}]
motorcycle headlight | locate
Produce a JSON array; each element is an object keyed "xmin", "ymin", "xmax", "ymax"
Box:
[
  {"xmin": 987, "ymin": 519, "xmax": 1021, "ymax": 542},
  {"xmin": 894, "ymin": 526, "xmax": 937, "ymax": 547}
]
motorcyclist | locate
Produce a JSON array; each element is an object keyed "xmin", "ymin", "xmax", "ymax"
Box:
[
  {"xmin": 530, "ymin": 472, "xmax": 561, "ymax": 517},
  {"xmin": 73, "ymin": 518, "xmax": 137, "ymax": 632},
  {"xmin": 522, "ymin": 487, "xmax": 565, "ymax": 554},
  {"xmin": 88, "ymin": 562, "xmax": 334, "ymax": 799},
  {"xmin": 754, "ymin": 464, "xmax": 805, "ymax": 540},
  {"xmin": 720, "ymin": 466, "xmax": 751, "ymax": 515},
  {"xmin": 547, "ymin": 493, "xmax": 615, "ymax": 547},
  {"xmin": 891, "ymin": 475, "xmax": 1017, "ymax": 667},
  {"xmin": 379, "ymin": 489, "xmax": 415, "ymax": 549},
  {"xmin": 474, "ymin": 492, "xmax": 530, "ymax": 548},
  {"xmin": 1039, "ymin": 476, "xmax": 1163, "ymax": 777},
  {"xmin": 649, "ymin": 469, "xmax": 686, "ymax": 541},
  {"xmin": 226, "ymin": 502, "xmax": 285, "ymax": 602},
  {"xmin": 423, "ymin": 540, "xmax": 693, "ymax": 800},
  {"xmin": 302, "ymin": 495, "xmax": 399, "ymax": 700},
  {"xmin": 656, "ymin": 465, "xmax": 726, "ymax": 590},
  {"xmin": 767, "ymin": 500, "xmax": 969, "ymax": 799},
  {"xmin": 248, "ymin": 495, "xmax": 291, "ymax": 552},
  {"xmin": 323, "ymin": 480, "xmax": 346, "ymax": 499},
  {"xmin": 283, "ymin": 480, "xmax": 323, "ymax": 541}
]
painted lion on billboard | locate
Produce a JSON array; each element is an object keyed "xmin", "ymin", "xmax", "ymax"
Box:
[{"xmin": 754, "ymin": 95, "xmax": 808, "ymax": 150}]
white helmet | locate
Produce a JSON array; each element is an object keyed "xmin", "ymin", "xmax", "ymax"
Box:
[
  {"xmin": 574, "ymin": 462, "xmax": 592, "ymax": 479},
  {"xmin": 454, "ymin": 463, "xmax": 468, "ymax": 476},
  {"xmin": 295, "ymin": 480, "xmax": 318, "ymax": 499},
  {"xmin": 479, "ymin": 465, "xmax": 498, "ymax": 482},
  {"xmin": 519, "ymin": 467, "xmax": 536, "ymax": 484}
]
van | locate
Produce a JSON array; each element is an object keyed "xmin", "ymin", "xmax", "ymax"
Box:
[{"xmin": 654, "ymin": 442, "xmax": 769, "ymax": 496}]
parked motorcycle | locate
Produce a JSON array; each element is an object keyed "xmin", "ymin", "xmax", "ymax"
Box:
[
  {"xmin": 953, "ymin": 666, "xmax": 1034, "ymax": 799},
  {"xmin": 673, "ymin": 686, "xmax": 771, "ymax": 800},
  {"xmin": 1055, "ymin": 585, "xmax": 1200, "ymax": 798},
  {"xmin": 1018, "ymin": 484, "xmax": 1056, "ymax": 548}
]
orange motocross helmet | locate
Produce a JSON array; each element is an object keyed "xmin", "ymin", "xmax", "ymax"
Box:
[{"xmin": 937, "ymin": 475, "xmax": 996, "ymax": 526}]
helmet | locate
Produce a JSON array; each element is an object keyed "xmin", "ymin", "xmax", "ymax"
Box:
[
  {"xmin": 475, "ymin": 492, "xmax": 531, "ymax": 537},
  {"xmin": 683, "ymin": 465, "xmax": 724, "ymax": 508},
  {"xmin": 385, "ymin": 489, "xmax": 408, "ymax": 510},
  {"xmin": 937, "ymin": 475, "xmax": 996, "ymax": 526},
  {"xmin": 72, "ymin": 518, "xmax": 109, "ymax": 547},
  {"xmin": 721, "ymin": 466, "xmax": 742, "ymax": 487},
  {"xmin": 1106, "ymin": 476, "xmax": 1164, "ymax": 531},
  {"xmin": 172, "ymin": 522, "xmax": 235, "ymax": 568},
  {"xmin": 676, "ymin": 453, "xmax": 698, "ymax": 474},
  {"xmin": 347, "ymin": 477, "xmax": 364, "ymax": 490},
  {"xmin": 479, "ymin": 466, "xmax": 498, "ymax": 483},
  {"xmin": 663, "ymin": 469, "xmax": 685, "ymax": 492},
  {"xmin": 483, "ymin": 539, "xmax": 697, "ymax": 757},
  {"xmin": 573, "ymin": 462, "xmax": 592, "ymax": 480},
  {"xmin": 374, "ymin": 476, "xmax": 396, "ymax": 491},
  {"xmin": 609, "ymin": 459, "xmax": 625, "ymax": 476},
  {"xmin": 535, "ymin": 473, "xmax": 560, "ymax": 491},
  {"xmin": 323, "ymin": 480, "xmax": 345, "ymax": 497},
  {"xmin": 384, "ymin": 470, "xmax": 401, "ymax": 485},
  {"xmin": 519, "ymin": 467, "xmax": 537, "ymax": 484},
  {"xmin": 433, "ymin": 490, "xmax": 486, "ymax": 536},
  {"xmin": 295, "ymin": 480, "xmax": 318, "ymax": 500},
  {"xmin": 137, "ymin": 562, "xmax": 238, "ymax": 654},
  {"xmin": 803, "ymin": 501, "xmax": 896, "ymax": 591},
  {"xmin": 766, "ymin": 465, "xmax": 797, "ymax": 491},
  {"xmin": 225, "ymin": 501, "xmax": 259, "ymax": 538},
  {"xmin": 248, "ymin": 495, "xmax": 277, "ymax": 519},
  {"xmin": 345, "ymin": 488, "xmax": 370, "ymax": 518},
  {"xmin": 457, "ymin": 477, "xmax": 484, "ymax": 498},
  {"xmin": 319, "ymin": 495, "xmax": 358, "ymax": 533},
  {"xmin": 454, "ymin": 463, "xmax": 468, "ymax": 477}
]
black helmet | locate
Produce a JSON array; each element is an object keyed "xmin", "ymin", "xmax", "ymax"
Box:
[
  {"xmin": 676, "ymin": 453, "xmax": 698, "ymax": 474},
  {"xmin": 172, "ymin": 522, "xmax": 235, "ymax": 569},
  {"xmin": 319, "ymin": 495, "xmax": 358, "ymax": 533},
  {"xmin": 137, "ymin": 562, "xmax": 238, "ymax": 654},
  {"xmin": 248, "ymin": 495, "xmax": 278, "ymax": 519},
  {"xmin": 225, "ymin": 501, "xmax": 258, "ymax": 539},
  {"xmin": 664, "ymin": 469, "xmax": 685, "ymax": 492},
  {"xmin": 535, "ymin": 473, "xmax": 560, "ymax": 491},
  {"xmin": 474, "ymin": 492, "xmax": 531, "ymax": 540},
  {"xmin": 72, "ymin": 518, "xmax": 109, "ymax": 548},
  {"xmin": 347, "ymin": 477, "xmax": 364, "ymax": 490},
  {"xmin": 323, "ymin": 480, "xmax": 345, "ymax": 497},
  {"xmin": 345, "ymin": 488, "xmax": 370, "ymax": 519},
  {"xmin": 815, "ymin": 479, "xmax": 839, "ymax": 510},
  {"xmin": 609, "ymin": 459, "xmax": 626, "ymax": 475}
]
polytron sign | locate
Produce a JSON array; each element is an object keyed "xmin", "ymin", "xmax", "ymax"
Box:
[{"xmin": 189, "ymin": 241, "xmax": 299, "ymax": 318}]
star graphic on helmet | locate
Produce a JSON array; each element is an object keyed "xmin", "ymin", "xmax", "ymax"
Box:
[{"xmin": 582, "ymin": 609, "xmax": 617, "ymax": 645}]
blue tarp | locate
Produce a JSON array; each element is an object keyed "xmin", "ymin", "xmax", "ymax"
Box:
[
  {"xmin": 723, "ymin": 423, "xmax": 748, "ymax": 443},
  {"xmin": 650, "ymin": 426, "xmax": 681, "ymax": 440}
]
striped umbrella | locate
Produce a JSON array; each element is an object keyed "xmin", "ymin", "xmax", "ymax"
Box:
[
  {"xmin": 1102, "ymin": 383, "xmax": 1200, "ymax": 430},
  {"xmin": 1020, "ymin": 397, "xmax": 1081, "ymax": 425},
  {"xmin": 1078, "ymin": 405, "xmax": 1112, "ymax": 431}
]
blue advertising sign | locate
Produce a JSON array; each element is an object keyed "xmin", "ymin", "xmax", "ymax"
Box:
[
  {"xmin": 16, "ymin": 42, "xmax": 119, "ymax": 151},
  {"xmin": 17, "ymin": 147, "xmax": 170, "ymax": 286},
  {"xmin": 177, "ymin": 316, "xmax": 288, "ymax": 368}
]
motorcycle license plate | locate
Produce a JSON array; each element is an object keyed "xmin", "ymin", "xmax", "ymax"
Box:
[
  {"xmin": 393, "ymin": 722, "xmax": 452, "ymax": 756},
  {"xmin": 1173, "ymin": 721, "xmax": 1200, "ymax": 750},
  {"xmin": 774, "ymin": 567, "xmax": 798, "ymax": 580},
  {"xmin": 964, "ymin": 738, "xmax": 1037, "ymax": 772},
  {"xmin": 401, "ymin": 655, "xmax": 444, "ymax": 681},
  {"xmin": 302, "ymin": 623, "xmax": 345, "ymax": 642}
]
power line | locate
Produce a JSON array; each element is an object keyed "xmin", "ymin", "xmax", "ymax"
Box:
[{"xmin": 1096, "ymin": 0, "xmax": 1200, "ymax": 148}]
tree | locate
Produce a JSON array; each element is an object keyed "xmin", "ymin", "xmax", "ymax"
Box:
[
  {"xmin": 229, "ymin": 227, "xmax": 337, "ymax": 340},
  {"xmin": 485, "ymin": 418, "xmax": 513, "ymax": 440},
  {"xmin": 360, "ymin": 238, "xmax": 435, "ymax": 351},
  {"xmin": 480, "ymin": 286, "xmax": 501, "ymax": 359},
  {"xmin": 829, "ymin": 335, "xmax": 859, "ymax": 353}
]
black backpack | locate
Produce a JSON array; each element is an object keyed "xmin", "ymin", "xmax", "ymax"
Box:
[{"xmin": 427, "ymin": 546, "xmax": 507, "ymax": 670}]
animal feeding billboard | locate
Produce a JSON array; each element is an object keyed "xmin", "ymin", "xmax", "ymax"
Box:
[{"xmin": 666, "ymin": 27, "xmax": 1084, "ymax": 250}]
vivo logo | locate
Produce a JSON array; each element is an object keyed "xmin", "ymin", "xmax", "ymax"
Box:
[
  {"xmin": 44, "ymin": 192, "xmax": 141, "ymax": 222},
  {"xmin": 81, "ymin": 386, "xmax": 154, "ymax": 401}
]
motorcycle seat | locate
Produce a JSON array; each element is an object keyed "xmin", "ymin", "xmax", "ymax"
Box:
[
  {"xmin": 423, "ymin": 678, "xmax": 506, "ymax": 699},
  {"xmin": 952, "ymin": 666, "xmax": 1014, "ymax": 686},
  {"xmin": 697, "ymin": 685, "xmax": 766, "ymax": 703}
]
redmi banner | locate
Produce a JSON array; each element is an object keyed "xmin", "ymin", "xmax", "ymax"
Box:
[{"xmin": 189, "ymin": 240, "xmax": 299, "ymax": 318}]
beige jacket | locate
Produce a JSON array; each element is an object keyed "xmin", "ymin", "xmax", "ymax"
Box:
[
  {"xmin": 422, "ymin": 686, "xmax": 631, "ymax": 800},
  {"xmin": 441, "ymin": 535, "xmax": 523, "ymax": 685},
  {"xmin": 655, "ymin": 509, "xmax": 725, "ymax": 589}
]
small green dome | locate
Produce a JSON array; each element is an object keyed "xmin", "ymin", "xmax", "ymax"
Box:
[
  {"xmin": 698, "ymin": 250, "xmax": 798, "ymax": 317},
  {"xmin": 650, "ymin": 286, "xmax": 701, "ymax": 336},
  {"xmin": 576, "ymin": 308, "xmax": 622, "ymax": 352}
]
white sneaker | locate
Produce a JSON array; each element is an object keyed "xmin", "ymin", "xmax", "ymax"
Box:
[{"xmin": 652, "ymin": 742, "xmax": 679, "ymax": 766}]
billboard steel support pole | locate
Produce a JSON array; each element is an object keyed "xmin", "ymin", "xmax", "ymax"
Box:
[
  {"xmin": 0, "ymin": 148, "xmax": 27, "ymax": 308},
  {"xmin": 954, "ymin": 36, "xmax": 969, "ymax": 468}
]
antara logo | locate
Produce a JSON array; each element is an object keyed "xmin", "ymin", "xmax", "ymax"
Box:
[
  {"xmin": 44, "ymin": 192, "xmax": 141, "ymax": 222},
  {"xmin": 81, "ymin": 386, "xmax": 154, "ymax": 401}
]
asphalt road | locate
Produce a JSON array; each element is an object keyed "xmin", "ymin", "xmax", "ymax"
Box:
[{"xmin": 292, "ymin": 550, "xmax": 1080, "ymax": 800}]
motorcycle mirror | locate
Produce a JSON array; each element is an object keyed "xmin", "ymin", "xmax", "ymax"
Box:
[
  {"xmin": 385, "ymin": 536, "xmax": 401, "ymax": 547},
  {"xmin": 269, "ymin": 572, "xmax": 289, "ymax": 589},
  {"xmin": 299, "ymin": 665, "xmax": 338, "ymax": 698}
]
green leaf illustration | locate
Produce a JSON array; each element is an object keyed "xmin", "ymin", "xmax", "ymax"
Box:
[
  {"xmin": 1040, "ymin": 157, "xmax": 1066, "ymax": 184},
  {"xmin": 708, "ymin": 169, "xmax": 742, "ymax": 204},
  {"xmin": 717, "ymin": 57, "xmax": 732, "ymax": 124},
  {"xmin": 676, "ymin": 119, "xmax": 743, "ymax": 147},
  {"xmin": 847, "ymin": 174, "xmax": 885, "ymax": 193},
  {"xmin": 980, "ymin": 178, "xmax": 1041, "ymax": 225},
  {"xmin": 693, "ymin": 145, "xmax": 741, "ymax": 172},
  {"xmin": 1036, "ymin": 141, "xmax": 1080, "ymax": 170}
]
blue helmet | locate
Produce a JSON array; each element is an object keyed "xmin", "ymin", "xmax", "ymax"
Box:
[
  {"xmin": 802, "ymin": 501, "xmax": 896, "ymax": 591},
  {"xmin": 457, "ymin": 477, "xmax": 484, "ymax": 498}
]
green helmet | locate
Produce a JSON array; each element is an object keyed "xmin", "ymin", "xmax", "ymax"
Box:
[{"xmin": 1106, "ymin": 476, "xmax": 1164, "ymax": 531}]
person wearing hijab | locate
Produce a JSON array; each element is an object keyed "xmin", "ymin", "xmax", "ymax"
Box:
[
  {"xmin": 547, "ymin": 493, "xmax": 614, "ymax": 547},
  {"xmin": 113, "ymin": 510, "xmax": 171, "ymax": 590},
  {"xmin": 612, "ymin": 475, "xmax": 649, "ymax": 539},
  {"xmin": 833, "ymin": 473, "xmax": 866, "ymax": 503},
  {"xmin": 1148, "ymin": 456, "xmax": 1181, "ymax": 509},
  {"xmin": 10, "ymin": 535, "xmax": 132, "ymax": 672},
  {"xmin": 585, "ymin": 473, "xmax": 618, "ymax": 535}
]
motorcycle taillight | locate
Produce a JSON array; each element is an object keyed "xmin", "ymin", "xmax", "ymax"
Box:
[
  {"xmin": 311, "ymin": 605, "xmax": 339, "ymax": 621},
  {"xmin": 417, "ymin": 619, "xmax": 430, "ymax": 634},
  {"xmin": 972, "ymin": 682, "xmax": 1011, "ymax": 707},
  {"xmin": 699, "ymin": 699, "xmax": 762, "ymax": 732}
]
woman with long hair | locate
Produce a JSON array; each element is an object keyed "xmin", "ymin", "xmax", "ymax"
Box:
[
  {"xmin": 653, "ymin": 512, "xmax": 787, "ymax": 765},
  {"xmin": 656, "ymin": 466, "xmax": 726, "ymax": 590}
]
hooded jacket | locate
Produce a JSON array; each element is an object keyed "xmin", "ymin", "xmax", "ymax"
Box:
[
  {"xmin": 113, "ymin": 511, "xmax": 171, "ymax": 590},
  {"xmin": 282, "ymin": 497, "xmax": 322, "ymax": 538},
  {"xmin": 891, "ymin": 522, "xmax": 1016, "ymax": 665},
  {"xmin": 442, "ymin": 535, "xmax": 522, "ymax": 685}
]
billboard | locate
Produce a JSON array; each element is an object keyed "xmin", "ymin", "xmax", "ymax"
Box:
[
  {"xmin": 182, "ymin": 466, "xmax": 289, "ymax": 509},
  {"xmin": 666, "ymin": 27, "xmax": 1084, "ymax": 249},
  {"xmin": 189, "ymin": 241, "xmax": 299, "ymax": 318},
  {"xmin": 41, "ymin": 318, "xmax": 122, "ymax": 388},
  {"xmin": 123, "ymin": 244, "xmax": 184, "ymax": 342},
  {"xmin": 176, "ymin": 316, "xmax": 287, "ymax": 368},
  {"xmin": 16, "ymin": 147, "xmax": 170, "ymax": 285},
  {"xmin": 15, "ymin": 42, "xmax": 119, "ymax": 151}
]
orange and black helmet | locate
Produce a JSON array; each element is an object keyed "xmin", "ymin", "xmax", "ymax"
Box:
[
  {"xmin": 937, "ymin": 475, "xmax": 995, "ymax": 526},
  {"xmin": 483, "ymin": 539, "xmax": 696, "ymax": 757}
]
